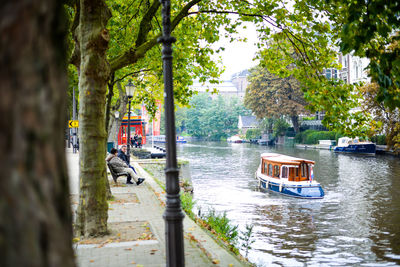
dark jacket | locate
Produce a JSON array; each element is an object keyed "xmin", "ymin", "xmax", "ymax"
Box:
[
  {"xmin": 118, "ymin": 149, "xmax": 129, "ymax": 165},
  {"xmin": 118, "ymin": 149, "xmax": 137, "ymax": 173}
]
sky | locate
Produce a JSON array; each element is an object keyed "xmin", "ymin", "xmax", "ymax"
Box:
[{"xmin": 217, "ymin": 23, "xmax": 260, "ymax": 80}]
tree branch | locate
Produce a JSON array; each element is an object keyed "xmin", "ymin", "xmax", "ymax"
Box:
[
  {"xmin": 136, "ymin": 0, "xmax": 161, "ymax": 47},
  {"xmin": 112, "ymin": 69, "xmax": 153, "ymax": 85},
  {"xmin": 188, "ymin": 9, "xmax": 279, "ymax": 28},
  {"xmin": 110, "ymin": 0, "xmax": 201, "ymax": 72},
  {"xmin": 68, "ymin": 1, "xmax": 81, "ymax": 67}
]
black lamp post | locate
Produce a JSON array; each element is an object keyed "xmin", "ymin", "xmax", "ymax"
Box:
[
  {"xmin": 115, "ymin": 111, "xmax": 120, "ymax": 148},
  {"xmin": 126, "ymin": 80, "xmax": 134, "ymax": 163},
  {"xmin": 158, "ymin": 0, "xmax": 185, "ymax": 266}
]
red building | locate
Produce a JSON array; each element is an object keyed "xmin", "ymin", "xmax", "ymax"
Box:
[{"xmin": 117, "ymin": 114, "xmax": 147, "ymax": 146}]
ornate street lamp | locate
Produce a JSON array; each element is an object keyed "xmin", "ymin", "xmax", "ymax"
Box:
[
  {"xmin": 114, "ymin": 110, "xmax": 120, "ymax": 148},
  {"xmin": 126, "ymin": 80, "xmax": 134, "ymax": 163},
  {"xmin": 158, "ymin": 0, "xmax": 185, "ymax": 265}
]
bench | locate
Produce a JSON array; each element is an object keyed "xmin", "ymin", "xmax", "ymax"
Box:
[{"xmin": 106, "ymin": 162, "xmax": 129, "ymax": 184}]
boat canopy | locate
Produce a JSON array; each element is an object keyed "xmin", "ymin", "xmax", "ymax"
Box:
[{"xmin": 261, "ymin": 153, "xmax": 315, "ymax": 165}]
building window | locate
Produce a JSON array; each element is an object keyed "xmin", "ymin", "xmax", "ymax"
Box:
[
  {"xmin": 354, "ymin": 62, "xmax": 359, "ymax": 79},
  {"xmin": 326, "ymin": 69, "xmax": 331, "ymax": 79},
  {"xmin": 333, "ymin": 69, "xmax": 338, "ymax": 79},
  {"xmin": 316, "ymin": 111, "xmax": 325, "ymax": 120}
]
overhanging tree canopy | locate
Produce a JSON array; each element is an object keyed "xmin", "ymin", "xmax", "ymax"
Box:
[
  {"xmin": 68, "ymin": 0, "xmax": 263, "ymax": 236},
  {"xmin": 244, "ymin": 66, "xmax": 308, "ymax": 133}
]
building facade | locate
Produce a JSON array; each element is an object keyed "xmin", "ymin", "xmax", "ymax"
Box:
[
  {"xmin": 189, "ymin": 69, "xmax": 250, "ymax": 100},
  {"xmin": 238, "ymin": 115, "xmax": 259, "ymax": 134}
]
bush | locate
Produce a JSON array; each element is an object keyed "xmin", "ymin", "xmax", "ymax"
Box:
[
  {"xmin": 285, "ymin": 127, "xmax": 296, "ymax": 137},
  {"xmin": 295, "ymin": 130, "xmax": 339, "ymax": 144},
  {"xmin": 295, "ymin": 129, "xmax": 315, "ymax": 144},
  {"xmin": 371, "ymin": 135, "xmax": 386, "ymax": 145},
  {"xmin": 180, "ymin": 192, "xmax": 196, "ymax": 219},
  {"xmin": 245, "ymin": 128, "xmax": 261, "ymax": 140},
  {"xmin": 200, "ymin": 208, "xmax": 239, "ymax": 245},
  {"xmin": 273, "ymin": 118, "xmax": 290, "ymax": 137}
]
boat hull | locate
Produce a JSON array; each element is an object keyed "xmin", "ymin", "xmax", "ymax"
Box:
[
  {"xmin": 256, "ymin": 174, "xmax": 324, "ymax": 199},
  {"xmin": 153, "ymin": 140, "xmax": 187, "ymax": 143},
  {"xmin": 259, "ymin": 180, "xmax": 324, "ymax": 199},
  {"xmin": 334, "ymin": 143, "xmax": 376, "ymax": 155}
]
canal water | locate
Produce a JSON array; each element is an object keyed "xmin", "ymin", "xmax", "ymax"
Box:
[{"xmin": 176, "ymin": 141, "xmax": 400, "ymax": 266}]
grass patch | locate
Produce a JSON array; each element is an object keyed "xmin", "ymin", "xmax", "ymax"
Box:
[{"xmin": 180, "ymin": 192, "xmax": 196, "ymax": 219}]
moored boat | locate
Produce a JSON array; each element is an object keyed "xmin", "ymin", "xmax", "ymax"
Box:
[
  {"xmin": 152, "ymin": 135, "xmax": 187, "ymax": 143},
  {"xmin": 227, "ymin": 135, "xmax": 243, "ymax": 143},
  {"xmin": 176, "ymin": 136, "xmax": 187, "ymax": 143},
  {"xmin": 255, "ymin": 153, "xmax": 324, "ymax": 199},
  {"xmin": 334, "ymin": 137, "xmax": 376, "ymax": 155}
]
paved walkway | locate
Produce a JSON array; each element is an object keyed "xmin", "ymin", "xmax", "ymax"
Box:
[{"xmin": 66, "ymin": 147, "xmax": 246, "ymax": 267}]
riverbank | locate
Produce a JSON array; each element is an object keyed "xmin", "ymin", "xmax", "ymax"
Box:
[
  {"xmin": 295, "ymin": 143, "xmax": 397, "ymax": 156},
  {"xmin": 67, "ymin": 147, "xmax": 248, "ymax": 266}
]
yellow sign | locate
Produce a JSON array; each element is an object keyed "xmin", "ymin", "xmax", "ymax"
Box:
[{"xmin": 69, "ymin": 120, "xmax": 79, "ymax": 128}]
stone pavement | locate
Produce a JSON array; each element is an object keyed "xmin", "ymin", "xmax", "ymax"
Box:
[{"xmin": 66, "ymin": 147, "xmax": 246, "ymax": 267}]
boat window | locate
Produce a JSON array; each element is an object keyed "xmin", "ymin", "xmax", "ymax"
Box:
[
  {"xmin": 281, "ymin": 166, "xmax": 288, "ymax": 178},
  {"xmin": 263, "ymin": 162, "xmax": 268, "ymax": 174},
  {"xmin": 268, "ymin": 164, "xmax": 273, "ymax": 176},
  {"xmin": 274, "ymin": 165, "xmax": 280, "ymax": 178},
  {"xmin": 301, "ymin": 163, "xmax": 308, "ymax": 178}
]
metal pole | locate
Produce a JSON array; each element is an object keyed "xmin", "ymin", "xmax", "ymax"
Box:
[
  {"xmin": 72, "ymin": 86, "xmax": 77, "ymax": 153},
  {"xmin": 158, "ymin": 0, "xmax": 185, "ymax": 266},
  {"xmin": 115, "ymin": 113, "xmax": 119, "ymax": 148},
  {"xmin": 115, "ymin": 125, "xmax": 119, "ymax": 148},
  {"xmin": 127, "ymin": 100, "xmax": 132, "ymax": 164},
  {"xmin": 152, "ymin": 120, "xmax": 154, "ymax": 149}
]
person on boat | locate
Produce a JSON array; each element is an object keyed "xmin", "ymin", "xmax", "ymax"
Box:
[{"xmin": 107, "ymin": 148, "xmax": 144, "ymax": 185}]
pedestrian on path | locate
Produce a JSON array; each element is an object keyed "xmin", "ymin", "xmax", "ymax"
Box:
[{"xmin": 107, "ymin": 148, "xmax": 145, "ymax": 185}]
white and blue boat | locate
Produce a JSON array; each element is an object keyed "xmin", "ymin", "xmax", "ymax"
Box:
[
  {"xmin": 152, "ymin": 135, "xmax": 187, "ymax": 143},
  {"xmin": 334, "ymin": 137, "xmax": 376, "ymax": 155},
  {"xmin": 256, "ymin": 153, "xmax": 324, "ymax": 199}
]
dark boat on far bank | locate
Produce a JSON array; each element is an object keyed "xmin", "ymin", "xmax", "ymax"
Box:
[{"xmin": 334, "ymin": 137, "xmax": 376, "ymax": 156}]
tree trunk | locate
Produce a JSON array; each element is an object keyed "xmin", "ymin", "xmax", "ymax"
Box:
[
  {"xmin": 75, "ymin": 0, "xmax": 112, "ymax": 237},
  {"xmin": 105, "ymin": 73, "xmax": 115, "ymax": 136},
  {"xmin": 0, "ymin": 1, "xmax": 76, "ymax": 267},
  {"xmin": 291, "ymin": 115, "xmax": 300, "ymax": 133},
  {"xmin": 107, "ymin": 82, "xmax": 127, "ymax": 143}
]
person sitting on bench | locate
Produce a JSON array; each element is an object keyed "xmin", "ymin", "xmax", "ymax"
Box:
[
  {"xmin": 118, "ymin": 145, "xmax": 137, "ymax": 174},
  {"xmin": 106, "ymin": 148, "xmax": 145, "ymax": 185}
]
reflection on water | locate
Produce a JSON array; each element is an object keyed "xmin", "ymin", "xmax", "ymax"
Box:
[{"xmin": 177, "ymin": 142, "xmax": 400, "ymax": 266}]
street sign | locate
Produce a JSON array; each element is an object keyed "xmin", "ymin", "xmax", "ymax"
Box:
[{"xmin": 69, "ymin": 120, "xmax": 79, "ymax": 128}]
